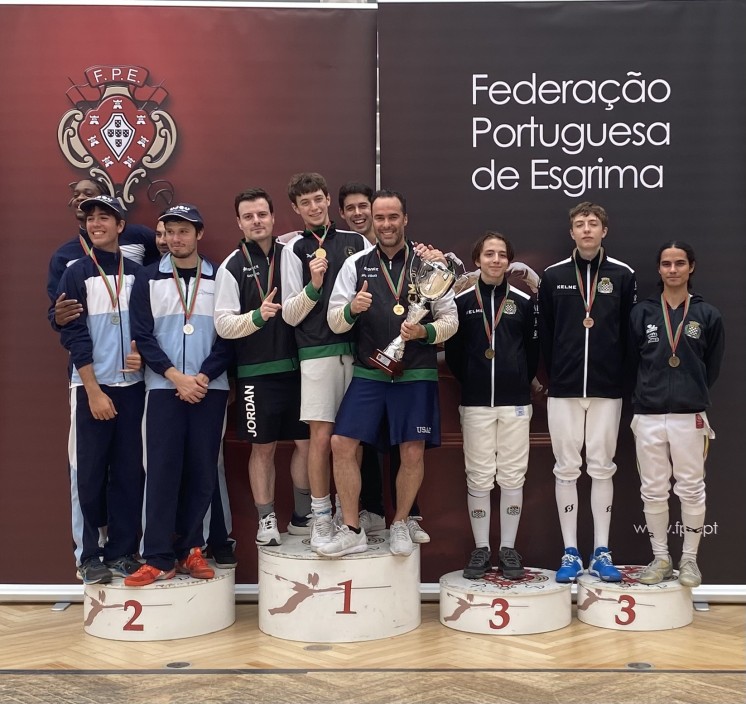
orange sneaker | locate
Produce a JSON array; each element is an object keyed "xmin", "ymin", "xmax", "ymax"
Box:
[
  {"xmin": 124, "ymin": 564, "xmax": 176, "ymax": 587},
  {"xmin": 177, "ymin": 547, "xmax": 214, "ymax": 580}
]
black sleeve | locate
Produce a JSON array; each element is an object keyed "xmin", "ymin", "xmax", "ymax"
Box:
[{"xmin": 704, "ymin": 309, "xmax": 725, "ymax": 389}]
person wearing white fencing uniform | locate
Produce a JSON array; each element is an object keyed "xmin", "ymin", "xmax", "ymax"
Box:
[{"xmin": 630, "ymin": 241, "xmax": 724, "ymax": 587}]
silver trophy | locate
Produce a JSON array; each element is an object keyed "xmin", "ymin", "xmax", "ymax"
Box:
[{"xmin": 369, "ymin": 255, "xmax": 457, "ymax": 377}]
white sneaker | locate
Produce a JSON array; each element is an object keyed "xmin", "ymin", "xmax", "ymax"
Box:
[
  {"xmin": 359, "ymin": 510, "xmax": 386, "ymax": 534},
  {"xmin": 678, "ymin": 558, "xmax": 702, "ymax": 587},
  {"xmin": 310, "ymin": 513, "xmax": 334, "ymax": 549},
  {"xmin": 316, "ymin": 525, "xmax": 368, "ymax": 557},
  {"xmin": 389, "ymin": 520, "xmax": 414, "ymax": 556},
  {"xmin": 256, "ymin": 513, "xmax": 281, "ymax": 546},
  {"xmin": 407, "ymin": 516, "xmax": 430, "ymax": 544}
]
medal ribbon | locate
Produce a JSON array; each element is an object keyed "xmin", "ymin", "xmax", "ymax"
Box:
[
  {"xmin": 170, "ymin": 255, "xmax": 203, "ymax": 323},
  {"xmin": 574, "ymin": 247, "xmax": 604, "ymax": 320},
  {"xmin": 88, "ymin": 248, "xmax": 124, "ymax": 312},
  {"xmin": 661, "ymin": 293, "xmax": 690, "ymax": 358},
  {"xmin": 376, "ymin": 242, "xmax": 409, "ymax": 305},
  {"xmin": 308, "ymin": 224, "xmax": 329, "ymax": 250},
  {"xmin": 79, "ymin": 234, "xmax": 92, "ymax": 257},
  {"xmin": 474, "ymin": 282, "xmax": 508, "ymax": 352},
  {"xmin": 241, "ymin": 241, "xmax": 275, "ymax": 301}
]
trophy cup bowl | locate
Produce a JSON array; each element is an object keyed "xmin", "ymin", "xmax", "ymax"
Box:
[{"xmin": 369, "ymin": 257, "xmax": 456, "ymax": 377}]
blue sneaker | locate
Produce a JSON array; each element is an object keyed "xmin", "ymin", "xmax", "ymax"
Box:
[
  {"xmin": 588, "ymin": 546, "xmax": 622, "ymax": 582},
  {"xmin": 555, "ymin": 547, "xmax": 583, "ymax": 582}
]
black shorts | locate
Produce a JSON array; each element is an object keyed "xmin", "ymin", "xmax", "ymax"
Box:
[{"xmin": 236, "ymin": 372, "xmax": 309, "ymax": 444}]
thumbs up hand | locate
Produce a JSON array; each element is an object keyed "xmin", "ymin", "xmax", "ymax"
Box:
[
  {"xmin": 350, "ymin": 279, "xmax": 373, "ymax": 315},
  {"xmin": 122, "ymin": 340, "xmax": 143, "ymax": 373}
]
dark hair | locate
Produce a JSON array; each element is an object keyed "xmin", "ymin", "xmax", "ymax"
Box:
[
  {"xmin": 569, "ymin": 201, "xmax": 608, "ymax": 229},
  {"xmin": 338, "ymin": 182, "xmax": 373, "ymax": 210},
  {"xmin": 69, "ymin": 178, "xmax": 110, "ymax": 200},
  {"xmin": 471, "ymin": 231, "xmax": 515, "ymax": 265},
  {"xmin": 287, "ymin": 172, "xmax": 329, "ymax": 203},
  {"xmin": 371, "ymin": 189, "xmax": 407, "ymax": 215},
  {"xmin": 235, "ymin": 188, "xmax": 274, "ymax": 216},
  {"xmin": 656, "ymin": 240, "xmax": 696, "ymax": 290}
]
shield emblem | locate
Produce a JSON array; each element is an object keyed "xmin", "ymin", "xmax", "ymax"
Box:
[{"xmin": 79, "ymin": 94, "xmax": 156, "ymax": 185}]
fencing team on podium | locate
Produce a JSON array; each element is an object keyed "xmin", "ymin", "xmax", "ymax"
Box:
[{"xmin": 48, "ymin": 173, "xmax": 724, "ymax": 592}]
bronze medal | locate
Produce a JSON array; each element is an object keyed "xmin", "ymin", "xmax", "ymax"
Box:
[
  {"xmin": 668, "ymin": 355, "xmax": 680, "ymax": 368},
  {"xmin": 393, "ymin": 303, "xmax": 405, "ymax": 316},
  {"xmin": 315, "ymin": 247, "xmax": 327, "ymax": 259},
  {"xmin": 485, "ymin": 348, "xmax": 495, "ymax": 360},
  {"xmin": 110, "ymin": 313, "xmax": 120, "ymax": 325},
  {"xmin": 583, "ymin": 317, "xmax": 594, "ymax": 329},
  {"xmin": 183, "ymin": 323, "xmax": 195, "ymax": 335}
]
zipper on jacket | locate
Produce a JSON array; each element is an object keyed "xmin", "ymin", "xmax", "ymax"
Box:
[
  {"xmin": 490, "ymin": 286, "xmax": 495, "ymax": 407},
  {"xmin": 582, "ymin": 263, "xmax": 590, "ymax": 397}
]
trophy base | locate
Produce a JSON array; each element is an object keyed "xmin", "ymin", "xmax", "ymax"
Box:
[{"xmin": 368, "ymin": 350, "xmax": 404, "ymax": 378}]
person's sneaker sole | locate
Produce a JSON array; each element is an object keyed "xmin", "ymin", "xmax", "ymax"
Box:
[{"xmin": 317, "ymin": 543, "xmax": 368, "ymax": 558}]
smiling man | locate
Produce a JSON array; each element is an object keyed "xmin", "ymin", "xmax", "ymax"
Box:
[
  {"xmin": 538, "ymin": 202, "xmax": 637, "ymax": 583},
  {"xmin": 323, "ymin": 189, "xmax": 458, "ymax": 558},
  {"xmin": 445, "ymin": 232, "xmax": 539, "ymax": 580},
  {"xmin": 127, "ymin": 204, "xmax": 231, "ymax": 586},
  {"xmin": 57, "ymin": 195, "xmax": 145, "ymax": 584},
  {"xmin": 280, "ymin": 173, "xmax": 372, "ymax": 550},
  {"xmin": 214, "ymin": 188, "xmax": 311, "ymax": 547}
]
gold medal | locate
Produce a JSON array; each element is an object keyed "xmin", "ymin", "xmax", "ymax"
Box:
[
  {"xmin": 582, "ymin": 317, "xmax": 594, "ymax": 329},
  {"xmin": 485, "ymin": 348, "xmax": 495, "ymax": 360},
  {"xmin": 315, "ymin": 247, "xmax": 326, "ymax": 259},
  {"xmin": 110, "ymin": 313, "xmax": 120, "ymax": 325},
  {"xmin": 668, "ymin": 355, "xmax": 680, "ymax": 368},
  {"xmin": 183, "ymin": 323, "xmax": 195, "ymax": 335},
  {"xmin": 393, "ymin": 303, "xmax": 405, "ymax": 316}
]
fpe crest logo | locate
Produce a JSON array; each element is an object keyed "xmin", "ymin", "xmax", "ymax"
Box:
[{"xmin": 58, "ymin": 65, "xmax": 177, "ymax": 205}]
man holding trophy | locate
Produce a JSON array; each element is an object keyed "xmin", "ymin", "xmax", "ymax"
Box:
[{"xmin": 322, "ymin": 190, "xmax": 459, "ymax": 558}]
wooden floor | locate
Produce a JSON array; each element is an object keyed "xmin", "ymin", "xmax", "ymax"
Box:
[{"xmin": 1, "ymin": 603, "xmax": 744, "ymax": 703}]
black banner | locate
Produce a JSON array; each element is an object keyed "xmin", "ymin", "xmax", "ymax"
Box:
[{"xmin": 379, "ymin": 0, "xmax": 746, "ymax": 584}]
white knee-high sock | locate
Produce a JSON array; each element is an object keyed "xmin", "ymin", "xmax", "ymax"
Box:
[
  {"xmin": 467, "ymin": 489, "xmax": 491, "ymax": 549},
  {"xmin": 681, "ymin": 505, "xmax": 706, "ymax": 562},
  {"xmin": 499, "ymin": 487, "xmax": 523, "ymax": 549},
  {"xmin": 555, "ymin": 479, "xmax": 578, "ymax": 548},
  {"xmin": 591, "ymin": 477, "xmax": 614, "ymax": 548},
  {"xmin": 643, "ymin": 501, "xmax": 670, "ymax": 557}
]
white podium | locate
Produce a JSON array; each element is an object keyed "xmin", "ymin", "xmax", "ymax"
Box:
[
  {"xmin": 576, "ymin": 565, "xmax": 693, "ymax": 631},
  {"xmin": 258, "ymin": 533, "xmax": 420, "ymax": 642},
  {"xmin": 439, "ymin": 568, "xmax": 571, "ymax": 635},
  {"xmin": 83, "ymin": 568, "xmax": 235, "ymax": 641}
]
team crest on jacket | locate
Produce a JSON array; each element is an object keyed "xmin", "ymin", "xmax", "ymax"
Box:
[
  {"xmin": 58, "ymin": 65, "xmax": 177, "ymax": 206},
  {"xmin": 503, "ymin": 299, "xmax": 517, "ymax": 315},
  {"xmin": 597, "ymin": 277, "xmax": 613, "ymax": 294},
  {"xmin": 684, "ymin": 321, "xmax": 702, "ymax": 339},
  {"xmin": 345, "ymin": 246, "xmax": 356, "ymax": 257}
]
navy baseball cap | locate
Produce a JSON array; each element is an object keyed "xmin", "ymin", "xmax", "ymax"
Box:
[
  {"xmin": 79, "ymin": 195, "xmax": 126, "ymax": 219},
  {"xmin": 159, "ymin": 203, "xmax": 204, "ymax": 227}
]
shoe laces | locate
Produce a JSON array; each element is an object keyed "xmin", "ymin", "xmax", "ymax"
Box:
[
  {"xmin": 391, "ymin": 522, "xmax": 409, "ymax": 542},
  {"xmin": 500, "ymin": 548, "xmax": 522, "ymax": 568},
  {"xmin": 260, "ymin": 513, "xmax": 278, "ymax": 531},
  {"xmin": 593, "ymin": 550, "xmax": 613, "ymax": 566},
  {"xmin": 561, "ymin": 552, "xmax": 580, "ymax": 566},
  {"xmin": 314, "ymin": 515, "xmax": 334, "ymax": 537},
  {"xmin": 468, "ymin": 548, "xmax": 490, "ymax": 567},
  {"xmin": 187, "ymin": 547, "xmax": 208, "ymax": 568}
]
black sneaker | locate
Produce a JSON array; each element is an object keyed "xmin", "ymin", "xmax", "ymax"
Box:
[
  {"xmin": 106, "ymin": 555, "xmax": 141, "ymax": 577},
  {"xmin": 463, "ymin": 547, "xmax": 492, "ymax": 580},
  {"xmin": 498, "ymin": 547, "xmax": 525, "ymax": 580},
  {"xmin": 287, "ymin": 512, "xmax": 312, "ymax": 536},
  {"xmin": 78, "ymin": 557, "xmax": 112, "ymax": 584},
  {"xmin": 210, "ymin": 543, "xmax": 237, "ymax": 569}
]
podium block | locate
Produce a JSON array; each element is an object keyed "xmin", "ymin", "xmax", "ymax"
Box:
[
  {"xmin": 83, "ymin": 568, "xmax": 235, "ymax": 641},
  {"xmin": 258, "ymin": 533, "xmax": 420, "ymax": 642},
  {"xmin": 439, "ymin": 568, "xmax": 571, "ymax": 635},
  {"xmin": 576, "ymin": 565, "xmax": 693, "ymax": 631}
]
